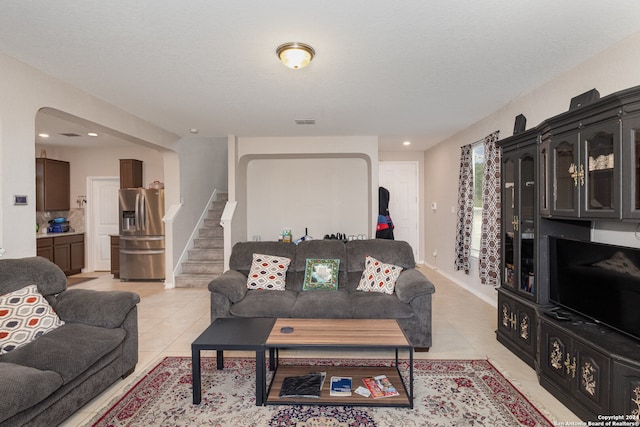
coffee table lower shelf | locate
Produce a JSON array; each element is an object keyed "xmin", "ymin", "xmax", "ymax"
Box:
[{"xmin": 265, "ymin": 365, "xmax": 412, "ymax": 407}]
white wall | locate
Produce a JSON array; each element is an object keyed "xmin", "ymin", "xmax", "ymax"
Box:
[
  {"xmin": 233, "ymin": 136, "xmax": 378, "ymax": 243},
  {"xmin": 247, "ymin": 157, "xmax": 369, "ymax": 241},
  {"xmin": 0, "ymin": 52, "xmax": 178, "ymax": 260},
  {"xmin": 423, "ymin": 31, "xmax": 640, "ymax": 306},
  {"xmin": 172, "ymin": 136, "xmax": 228, "ymax": 266}
]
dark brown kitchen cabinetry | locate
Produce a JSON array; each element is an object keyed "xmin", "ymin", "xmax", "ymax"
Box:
[
  {"xmin": 36, "ymin": 158, "xmax": 70, "ymax": 211},
  {"xmin": 110, "ymin": 235, "xmax": 120, "ymax": 278},
  {"xmin": 36, "ymin": 237, "xmax": 54, "ymax": 262},
  {"xmin": 120, "ymin": 159, "xmax": 143, "ymax": 189},
  {"xmin": 37, "ymin": 234, "xmax": 84, "ymax": 275}
]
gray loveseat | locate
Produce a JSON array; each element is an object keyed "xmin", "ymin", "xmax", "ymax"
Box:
[
  {"xmin": 0, "ymin": 257, "xmax": 139, "ymax": 427},
  {"xmin": 209, "ymin": 239, "xmax": 435, "ymax": 349}
]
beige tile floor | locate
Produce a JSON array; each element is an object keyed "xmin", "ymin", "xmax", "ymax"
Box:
[{"xmin": 61, "ymin": 266, "xmax": 581, "ymax": 426}]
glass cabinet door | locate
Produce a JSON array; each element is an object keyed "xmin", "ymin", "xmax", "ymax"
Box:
[
  {"xmin": 502, "ymin": 156, "xmax": 515, "ymax": 289},
  {"xmin": 623, "ymin": 114, "xmax": 640, "ymax": 218},
  {"xmin": 581, "ymin": 121, "xmax": 620, "ymax": 218},
  {"xmin": 551, "ymin": 135, "xmax": 579, "ymax": 216},
  {"xmin": 519, "ymin": 154, "xmax": 535, "ymax": 297}
]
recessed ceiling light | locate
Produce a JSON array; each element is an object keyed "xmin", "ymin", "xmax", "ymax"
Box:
[
  {"xmin": 87, "ymin": 132, "xmax": 98, "ymax": 137},
  {"xmin": 189, "ymin": 128, "xmax": 199, "ymax": 134},
  {"xmin": 38, "ymin": 133, "xmax": 50, "ymax": 138},
  {"xmin": 403, "ymin": 141, "xmax": 411, "ymax": 146}
]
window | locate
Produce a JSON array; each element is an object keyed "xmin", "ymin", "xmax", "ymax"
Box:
[{"xmin": 470, "ymin": 142, "xmax": 484, "ymax": 258}]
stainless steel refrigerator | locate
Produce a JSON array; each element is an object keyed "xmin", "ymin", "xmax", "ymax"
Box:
[{"xmin": 119, "ymin": 188, "xmax": 165, "ymax": 281}]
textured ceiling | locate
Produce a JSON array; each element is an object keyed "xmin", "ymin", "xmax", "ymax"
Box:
[{"xmin": 2, "ymin": 0, "xmax": 640, "ymax": 151}]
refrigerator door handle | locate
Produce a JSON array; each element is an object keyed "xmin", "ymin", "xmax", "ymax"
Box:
[
  {"xmin": 140, "ymin": 192, "xmax": 146, "ymax": 231},
  {"xmin": 120, "ymin": 249, "xmax": 165, "ymax": 255},
  {"xmin": 134, "ymin": 192, "xmax": 141, "ymax": 231}
]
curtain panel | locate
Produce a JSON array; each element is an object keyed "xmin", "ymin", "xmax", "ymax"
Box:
[
  {"xmin": 454, "ymin": 144, "xmax": 474, "ymax": 274},
  {"xmin": 479, "ymin": 131, "xmax": 501, "ymax": 285}
]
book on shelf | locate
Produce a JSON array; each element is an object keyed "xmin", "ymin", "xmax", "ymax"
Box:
[
  {"xmin": 278, "ymin": 372, "xmax": 326, "ymax": 398},
  {"xmin": 329, "ymin": 376, "xmax": 352, "ymax": 397},
  {"xmin": 361, "ymin": 374, "xmax": 400, "ymax": 398}
]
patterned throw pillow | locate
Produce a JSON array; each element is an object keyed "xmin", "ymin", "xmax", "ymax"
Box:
[
  {"xmin": 0, "ymin": 285, "xmax": 65, "ymax": 354},
  {"xmin": 357, "ymin": 256, "xmax": 403, "ymax": 295},
  {"xmin": 246, "ymin": 253, "xmax": 291, "ymax": 290},
  {"xmin": 303, "ymin": 259, "xmax": 340, "ymax": 291}
]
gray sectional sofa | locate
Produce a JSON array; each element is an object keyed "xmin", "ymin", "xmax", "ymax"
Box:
[
  {"xmin": 209, "ymin": 239, "xmax": 435, "ymax": 349},
  {"xmin": 0, "ymin": 257, "xmax": 139, "ymax": 427}
]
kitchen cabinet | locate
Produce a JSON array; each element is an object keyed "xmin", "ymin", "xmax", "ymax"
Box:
[
  {"xmin": 120, "ymin": 159, "xmax": 143, "ymax": 189},
  {"xmin": 110, "ymin": 235, "xmax": 120, "ymax": 278},
  {"xmin": 37, "ymin": 233, "xmax": 84, "ymax": 275},
  {"xmin": 36, "ymin": 158, "xmax": 70, "ymax": 211},
  {"xmin": 36, "ymin": 237, "xmax": 54, "ymax": 262}
]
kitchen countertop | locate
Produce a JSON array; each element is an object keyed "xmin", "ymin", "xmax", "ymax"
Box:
[{"xmin": 36, "ymin": 231, "xmax": 85, "ymax": 239}]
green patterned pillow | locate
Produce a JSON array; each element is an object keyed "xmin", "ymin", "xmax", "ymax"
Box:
[
  {"xmin": 0, "ymin": 285, "xmax": 65, "ymax": 354},
  {"xmin": 303, "ymin": 259, "xmax": 340, "ymax": 291}
]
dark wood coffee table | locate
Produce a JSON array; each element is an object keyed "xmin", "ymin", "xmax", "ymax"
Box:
[{"xmin": 191, "ymin": 317, "xmax": 275, "ymax": 406}]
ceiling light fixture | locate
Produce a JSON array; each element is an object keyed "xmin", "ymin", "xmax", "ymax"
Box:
[
  {"xmin": 38, "ymin": 133, "xmax": 50, "ymax": 138},
  {"xmin": 403, "ymin": 141, "xmax": 411, "ymax": 146},
  {"xmin": 276, "ymin": 42, "xmax": 315, "ymax": 69},
  {"xmin": 87, "ymin": 132, "xmax": 98, "ymax": 137}
]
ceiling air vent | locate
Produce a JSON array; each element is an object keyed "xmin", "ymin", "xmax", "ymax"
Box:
[
  {"xmin": 59, "ymin": 132, "xmax": 82, "ymax": 137},
  {"xmin": 294, "ymin": 119, "xmax": 316, "ymax": 125}
]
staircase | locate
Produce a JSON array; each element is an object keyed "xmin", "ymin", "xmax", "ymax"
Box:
[{"xmin": 174, "ymin": 194, "xmax": 227, "ymax": 288}]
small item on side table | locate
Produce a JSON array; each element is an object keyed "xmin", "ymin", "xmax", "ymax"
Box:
[{"xmin": 279, "ymin": 372, "xmax": 325, "ymax": 398}]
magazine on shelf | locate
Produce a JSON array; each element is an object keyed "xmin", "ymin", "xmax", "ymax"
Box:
[
  {"xmin": 279, "ymin": 372, "xmax": 326, "ymax": 398},
  {"xmin": 329, "ymin": 376, "xmax": 352, "ymax": 396},
  {"xmin": 361, "ymin": 374, "xmax": 400, "ymax": 398}
]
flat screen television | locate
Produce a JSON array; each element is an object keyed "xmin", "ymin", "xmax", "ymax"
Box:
[{"xmin": 549, "ymin": 236, "xmax": 640, "ymax": 342}]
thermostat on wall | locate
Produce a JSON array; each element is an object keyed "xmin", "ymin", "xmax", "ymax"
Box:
[{"xmin": 14, "ymin": 195, "xmax": 27, "ymax": 205}]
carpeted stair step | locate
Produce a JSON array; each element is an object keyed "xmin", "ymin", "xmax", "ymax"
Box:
[
  {"xmin": 198, "ymin": 226, "xmax": 224, "ymax": 238},
  {"xmin": 188, "ymin": 248, "xmax": 223, "ymax": 261},
  {"xmin": 180, "ymin": 260, "xmax": 224, "ymax": 274},
  {"xmin": 193, "ymin": 237, "xmax": 224, "ymax": 249}
]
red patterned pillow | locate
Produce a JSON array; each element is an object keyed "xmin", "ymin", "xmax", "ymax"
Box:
[
  {"xmin": 0, "ymin": 285, "xmax": 65, "ymax": 354},
  {"xmin": 357, "ymin": 256, "xmax": 403, "ymax": 295},
  {"xmin": 246, "ymin": 253, "xmax": 291, "ymax": 290}
]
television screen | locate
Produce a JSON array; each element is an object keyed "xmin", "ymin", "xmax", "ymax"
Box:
[{"xmin": 549, "ymin": 237, "xmax": 640, "ymax": 341}]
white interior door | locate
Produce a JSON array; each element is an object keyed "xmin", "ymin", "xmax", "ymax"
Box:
[
  {"xmin": 87, "ymin": 177, "xmax": 120, "ymax": 271},
  {"xmin": 379, "ymin": 161, "xmax": 419, "ymax": 260}
]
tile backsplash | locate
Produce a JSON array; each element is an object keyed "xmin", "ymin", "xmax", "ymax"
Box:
[{"xmin": 36, "ymin": 208, "xmax": 85, "ymax": 234}]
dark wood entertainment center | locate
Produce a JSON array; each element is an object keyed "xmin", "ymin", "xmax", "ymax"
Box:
[{"xmin": 496, "ymin": 85, "xmax": 640, "ymax": 421}]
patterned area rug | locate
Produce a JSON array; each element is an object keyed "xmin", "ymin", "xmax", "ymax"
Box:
[{"xmin": 87, "ymin": 357, "xmax": 555, "ymax": 427}]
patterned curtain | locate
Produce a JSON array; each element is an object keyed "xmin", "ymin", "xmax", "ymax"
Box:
[
  {"xmin": 454, "ymin": 144, "xmax": 474, "ymax": 274},
  {"xmin": 479, "ymin": 131, "xmax": 501, "ymax": 285}
]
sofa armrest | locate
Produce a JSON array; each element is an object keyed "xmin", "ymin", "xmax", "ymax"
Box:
[
  {"xmin": 208, "ymin": 270, "xmax": 248, "ymax": 303},
  {"xmin": 52, "ymin": 289, "xmax": 140, "ymax": 328},
  {"xmin": 394, "ymin": 269, "xmax": 436, "ymax": 303}
]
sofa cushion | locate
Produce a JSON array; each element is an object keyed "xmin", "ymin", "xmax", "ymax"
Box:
[
  {"xmin": 345, "ymin": 239, "xmax": 416, "ymax": 271},
  {"xmin": 356, "ymin": 256, "xmax": 403, "ymax": 295},
  {"xmin": 350, "ymin": 291, "xmax": 415, "ymax": 319},
  {"xmin": 291, "ymin": 290, "xmax": 352, "ymax": 318},
  {"xmin": 246, "ymin": 253, "xmax": 291, "ymax": 290},
  {"xmin": 230, "ymin": 290, "xmax": 297, "ymax": 317},
  {"xmin": 0, "ymin": 285, "xmax": 65, "ymax": 354},
  {"xmin": 0, "ymin": 362, "xmax": 64, "ymax": 423},
  {"xmin": 0, "ymin": 323, "xmax": 126, "ymax": 384}
]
